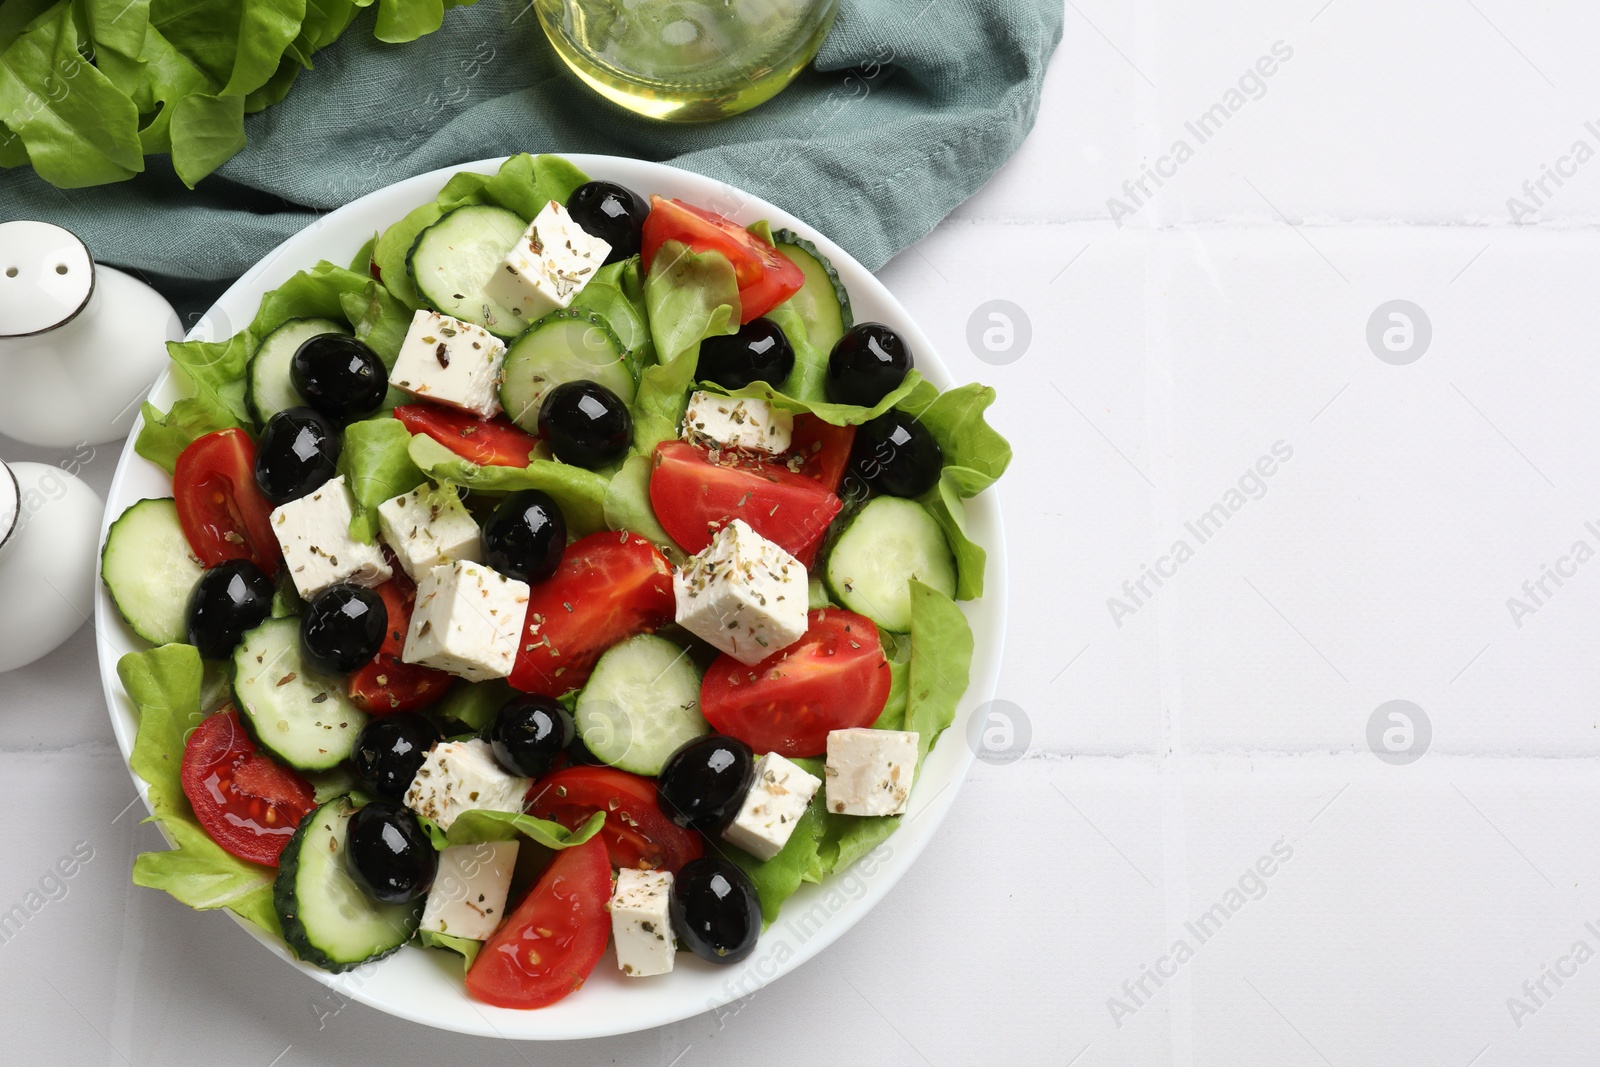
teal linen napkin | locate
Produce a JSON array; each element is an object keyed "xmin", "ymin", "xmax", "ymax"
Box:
[{"xmin": 0, "ymin": 0, "xmax": 1061, "ymax": 321}]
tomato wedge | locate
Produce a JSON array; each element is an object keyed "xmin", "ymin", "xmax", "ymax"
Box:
[
  {"xmin": 640, "ymin": 197, "xmax": 805, "ymax": 322},
  {"xmin": 173, "ymin": 429, "xmax": 282, "ymax": 575},
  {"xmin": 179, "ymin": 708, "xmax": 316, "ymax": 866},
  {"xmin": 527, "ymin": 766, "xmax": 704, "ymax": 874},
  {"xmin": 347, "ymin": 569, "xmax": 451, "ymax": 714},
  {"xmin": 393, "ymin": 403, "xmax": 539, "ymax": 468},
  {"xmin": 508, "ymin": 533, "xmax": 675, "ymax": 697},
  {"xmin": 649, "ymin": 440, "xmax": 842, "ymax": 567},
  {"xmin": 788, "ymin": 415, "xmax": 857, "ymax": 496},
  {"xmin": 701, "ymin": 608, "xmax": 892, "ymax": 758},
  {"xmin": 465, "ymin": 835, "xmax": 611, "ymax": 1009}
]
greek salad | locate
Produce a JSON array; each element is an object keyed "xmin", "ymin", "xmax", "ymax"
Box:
[{"xmin": 106, "ymin": 154, "xmax": 1010, "ymax": 1009}]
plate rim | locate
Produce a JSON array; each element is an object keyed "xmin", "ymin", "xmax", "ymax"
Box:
[{"xmin": 93, "ymin": 153, "xmax": 1009, "ymax": 1039}]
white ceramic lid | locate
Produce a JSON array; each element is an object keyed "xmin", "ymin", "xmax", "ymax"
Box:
[{"xmin": 0, "ymin": 221, "xmax": 95, "ymax": 337}]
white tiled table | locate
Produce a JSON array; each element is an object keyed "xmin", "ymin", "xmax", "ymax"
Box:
[{"xmin": 10, "ymin": 2, "xmax": 1600, "ymax": 1063}]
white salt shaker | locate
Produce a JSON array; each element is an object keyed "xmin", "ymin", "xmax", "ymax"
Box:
[
  {"xmin": 0, "ymin": 221, "xmax": 180, "ymax": 447},
  {"xmin": 0, "ymin": 460, "xmax": 103, "ymax": 672}
]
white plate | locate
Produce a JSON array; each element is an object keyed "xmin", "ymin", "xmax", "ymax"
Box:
[{"xmin": 94, "ymin": 155, "xmax": 1008, "ymax": 1039}]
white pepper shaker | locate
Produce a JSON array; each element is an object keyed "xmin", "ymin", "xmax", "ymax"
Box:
[
  {"xmin": 0, "ymin": 221, "xmax": 180, "ymax": 447},
  {"xmin": 0, "ymin": 460, "xmax": 103, "ymax": 672}
]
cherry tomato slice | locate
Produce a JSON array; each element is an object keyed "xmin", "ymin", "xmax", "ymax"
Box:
[
  {"xmin": 179, "ymin": 708, "xmax": 316, "ymax": 866},
  {"xmin": 464, "ymin": 836, "xmax": 611, "ymax": 1009},
  {"xmin": 346, "ymin": 569, "xmax": 451, "ymax": 714},
  {"xmin": 640, "ymin": 197, "xmax": 805, "ymax": 322},
  {"xmin": 173, "ymin": 429, "xmax": 282, "ymax": 575},
  {"xmin": 527, "ymin": 765, "xmax": 704, "ymax": 874},
  {"xmin": 507, "ymin": 533, "xmax": 675, "ymax": 698},
  {"xmin": 700, "ymin": 608, "xmax": 892, "ymax": 758},
  {"xmin": 734, "ymin": 251, "xmax": 806, "ymax": 324},
  {"xmin": 788, "ymin": 415, "xmax": 857, "ymax": 496},
  {"xmin": 649, "ymin": 440, "xmax": 842, "ymax": 567},
  {"xmin": 641, "ymin": 197, "xmax": 768, "ymax": 286},
  {"xmin": 393, "ymin": 403, "xmax": 539, "ymax": 468}
]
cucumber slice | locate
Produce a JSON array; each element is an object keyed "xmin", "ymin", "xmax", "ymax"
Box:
[
  {"xmin": 101, "ymin": 498, "xmax": 204, "ymax": 646},
  {"xmin": 232, "ymin": 617, "xmax": 367, "ymax": 770},
  {"xmin": 408, "ymin": 205, "xmax": 527, "ymax": 338},
  {"xmin": 773, "ymin": 229, "xmax": 852, "ymax": 354},
  {"xmin": 248, "ymin": 317, "xmax": 349, "ymax": 425},
  {"xmin": 825, "ymin": 496, "xmax": 956, "ymax": 632},
  {"xmin": 275, "ymin": 796, "xmax": 422, "ymax": 973},
  {"xmin": 574, "ymin": 634, "xmax": 707, "ymax": 776},
  {"xmin": 498, "ymin": 308, "xmax": 635, "ymax": 431}
]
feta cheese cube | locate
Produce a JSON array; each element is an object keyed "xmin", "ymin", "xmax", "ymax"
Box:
[
  {"xmin": 402, "ymin": 560, "xmax": 529, "ymax": 681},
  {"xmin": 404, "ymin": 739, "xmax": 531, "ymax": 831},
  {"xmin": 824, "ymin": 728, "xmax": 919, "ymax": 816},
  {"xmin": 609, "ymin": 868, "xmax": 675, "ymax": 977},
  {"xmin": 376, "ymin": 481, "xmax": 482, "ymax": 580},
  {"xmin": 673, "ymin": 519, "xmax": 807, "ymax": 666},
  {"xmin": 420, "ymin": 841, "xmax": 519, "ymax": 941},
  {"xmin": 682, "ymin": 391, "xmax": 794, "ymax": 455},
  {"xmin": 721, "ymin": 752, "xmax": 821, "ymax": 861},
  {"xmin": 483, "ymin": 200, "xmax": 611, "ymax": 329},
  {"xmin": 391, "ymin": 309, "xmax": 507, "ymax": 419},
  {"xmin": 269, "ymin": 475, "xmax": 393, "ymax": 599}
]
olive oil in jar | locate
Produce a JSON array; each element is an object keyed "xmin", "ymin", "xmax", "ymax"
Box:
[{"xmin": 534, "ymin": 0, "xmax": 838, "ymax": 121}]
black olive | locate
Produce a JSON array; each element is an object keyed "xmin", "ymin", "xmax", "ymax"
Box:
[
  {"xmin": 352, "ymin": 713, "xmax": 440, "ymax": 801},
  {"xmin": 489, "ymin": 695, "xmax": 575, "ymax": 778},
  {"xmin": 185, "ymin": 560, "xmax": 274, "ymax": 659},
  {"xmin": 696, "ymin": 319, "xmax": 795, "ymax": 391},
  {"xmin": 290, "ymin": 334, "xmax": 388, "ymax": 424},
  {"xmin": 347, "ymin": 802, "xmax": 437, "ymax": 904},
  {"xmin": 669, "ymin": 857, "xmax": 762, "ymax": 964},
  {"xmin": 566, "ymin": 181, "xmax": 649, "ymax": 263},
  {"xmin": 848, "ymin": 411, "xmax": 943, "ymax": 498},
  {"xmin": 254, "ymin": 406, "xmax": 340, "ymax": 506},
  {"xmin": 537, "ymin": 380, "xmax": 632, "ymax": 469},
  {"xmin": 826, "ymin": 323, "xmax": 913, "ymax": 407},
  {"xmin": 299, "ymin": 583, "xmax": 387, "ymax": 675},
  {"xmin": 656, "ymin": 735, "xmax": 755, "ymax": 834},
  {"xmin": 482, "ymin": 489, "xmax": 567, "ymax": 584}
]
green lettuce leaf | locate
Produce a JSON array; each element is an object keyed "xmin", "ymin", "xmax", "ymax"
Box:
[
  {"xmin": 337, "ymin": 416, "xmax": 425, "ymax": 542},
  {"xmin": 432, "ymin": 678, "xmax": 513, "ymax": 732},
  {"xmin": 133, "ymin": 396, "xmax": 244, "ymax": 475},
  {"xmin": 632, "ymin": 242, "xmax": 739, "ymax": 455},
  {"xmin": 918, "ymin": 469, "xmax": 986, "ymax": 600},
  {"xmin": 408, "ymin": 434, "xmax": 608, "ymax": 535},
  {"xmin": 120, "ymin": 644, "xmax": 281, "ymax": 936},
  {"xmin": 418, "ymin": 928, "xmax": 481, "ymax": 970},
  {"xmin": 374, "ymin": 0, "xmax": 445, "ymax": 43},
  {"xmin": 128, "ymin": 22, "xmax": 215, "ymax": 155},
  {"xmin": 445, "ymin": 808, "xmax": 606, "ymax": 848},
  {"xmin": 901, "ymin": 383, "xmax": 1011, "ymax": 493},
  {"xmin": 869, "ymin": 630, "xmax": 911, "ymax": 731},
  {"xmin": 479, "ymin": 152, "xmax": 588, "ymax": 220},
  {"xmin": 705, "ymin": 369, "xmax": 926, "ymax": 428},
  {"xmin": 904, "ymin": 580, "xmax": 972, "ymax": 766},
  {"xmin": 348, "ymin": 233, "xmax": 378, "ymax": 275},
  {"xmin": 573, "ymin": 257, "xmax": 652, "ymax": 362},
  {"xmin": 374, "ymin": 201, "xmax": 445, "ymax": 308},
  {"xmin": 166, "ymin": 260, "xmax": 378, "ymax": 425},
  {"xmin": 148, "ymin": 0, "xmax": 305, "ymax": 98},
  {"xmin": 0, "ymin": 1, "xmax": 144, "ymax": 187},
  {"xmin": 601, "ymin": 453, "xmax": 681, "ymax": 562},
  {"xmin": 168, "ymin": 91, "xmax": 246, "ymax": 187}
]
